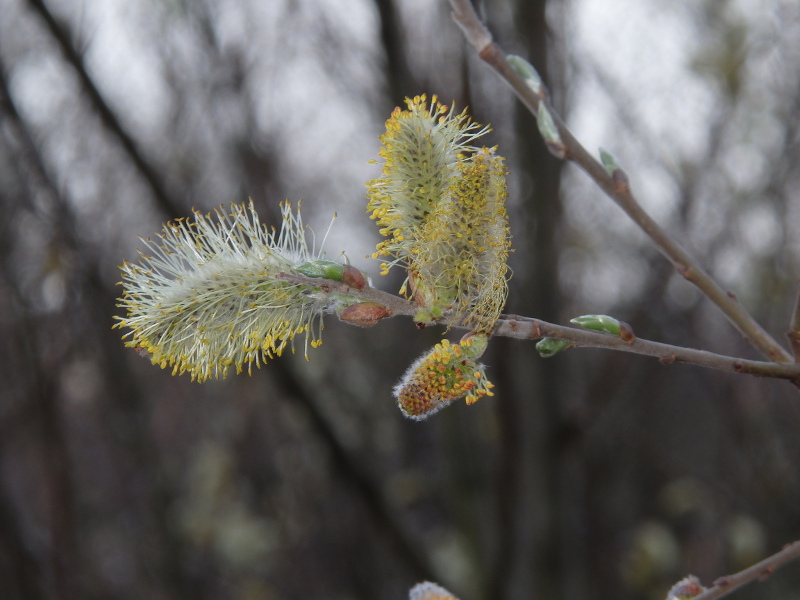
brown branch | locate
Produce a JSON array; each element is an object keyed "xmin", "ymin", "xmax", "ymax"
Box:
[
  {"xmin": 447, "ymin": 0, "xmax": 794, "ymax": 365},
  {"xmin": 789, "ymin": 279, "xmax": 800, "ymax": 362},
  {"xmin": 270, "ymin": 362, "xmax": 438, "ymax": 583},
  {"xmin": 691, "ymin": 540, "xmax": 800, "ymax": 600},
  {"xmin": 495, "ymin": 314, "xmax": 800, "ymax": 383},
  {"xmin": 275, "ymin": 273, "xmax": 800, "ymax": 384},
  {"xmin": 2, "ymin": 50, "xmax": 195, "ymax": 597}
]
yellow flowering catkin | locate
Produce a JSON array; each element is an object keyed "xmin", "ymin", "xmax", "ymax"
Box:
[
  {"xmin": 367, "ymin": 94, "xmax": 510, "ymax": 333},
  {"xmin": 395, "ymin": 337, "xmax": 494, "ymax": 420},
  {"xmin": 115, "ymin": 201, "xmax": 335, "ymax": 382}
]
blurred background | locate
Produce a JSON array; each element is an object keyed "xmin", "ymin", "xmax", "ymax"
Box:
[{"xmin": 2, "ymin": 0, "xmax": 800, "ymax": 599}]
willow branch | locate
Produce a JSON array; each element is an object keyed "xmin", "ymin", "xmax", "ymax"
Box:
[
  {"xmin": 276, "ymin": 274, "xmax": 800, "ymax": 384},
  {"xmin": 788, "ymin": 280, "xmax": 800, "ymax": 362},
  {"xmin": 692, "ymin": 540, "xmax": 800, "ymax": 600},
  {"xmin": 447, "ymin": 0, "xmax": 793, "ymax": 365}
]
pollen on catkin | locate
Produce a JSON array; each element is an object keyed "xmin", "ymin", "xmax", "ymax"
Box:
[
  {"xmin": 394, "ymin": 337, "xmax": 494, "ymax": 420},
  {"xmin": 366, "ymin": 94, "xmax": 510, "ymax": 332},
  {"xmin": 413, "ymin": 147, "xmax": 510, "ymax": 330},
  {"xmin": 115, "ymin": 201, "xmax": 337, "ymax": 382}
]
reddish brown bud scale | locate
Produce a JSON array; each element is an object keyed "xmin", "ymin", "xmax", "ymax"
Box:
[
  {"xmin": 619, "ymin": 321, "xmax": 636, "ymax": 344},
  {"xmin": 338, "ymin": 302, "xmax": 390, "ymax": 327},
  {"xmin": 612, "ymin": 168, "xmax": 630, "ymax": 194},
  {"xmin": 544, "ymin": 140, "xmax": 568, "ymax": 159},
  {"xmin": 341, "ymin": 264, "xmax": 368, "ymax": 290}
]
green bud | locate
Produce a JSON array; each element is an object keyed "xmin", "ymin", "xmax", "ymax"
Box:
[
  {"xmin": 507, "ymin": 55, "xmax": 543, "ymax": 95},
  {"xmin": 536, "ymin": 337, "xmax": 573, "ymax": 357},
  {"xmin": 536, "ymin": 103, "xmax": 566, "ymax": 158},
  {"xmin": 571, "ymin": 314, "xmax": 622, "ymax": 336},
  {"xmin": 295, "ymin": 259, "xmax": 345, "ymax": 281},
  {"xmin": 536, "ymin": 103, "xmax": 561, "ymax": 143},
  {"xmin": 599, "ymin": 147, "xmax": 620, "ymax": 175},
  {"xmin": 599, "ymin": 148, "xmax": 631, "ymax": 193},
  {"xmin": 414, "ymin": 308, "xmax": 434, "ymax": 324},
  {"xmin": 460, "ymin": 331, "xmax": 490, "ymax": 359}
]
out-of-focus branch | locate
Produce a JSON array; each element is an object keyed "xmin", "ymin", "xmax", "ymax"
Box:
[
  {"xmin": 275, "ymin": 273, "xmax": 800, "ymax": 384},
  {"xmin": 2, "ymin": 50, "xmax": 195, "ymax": 598},
  {"xmin": 24, "ymin": 0, "xmax": 183, "ymax": 220},
  {"xmin": 447, "ymin": 0, "xmax": 794, "ymax": 366},
  {"xmin": 373, "ymin": 0, "xmax": 417, "ymax": 101},
  {"xmin": 0, "ymin": 476, "xmax": 46, "ymax": 600},
  {"xmin": 691, "ymin": 540, "xmax": 800, "ymax": 600},
  {"xmin": 270, "ymin": 361, "xmax": 438, "ymax": 583}
]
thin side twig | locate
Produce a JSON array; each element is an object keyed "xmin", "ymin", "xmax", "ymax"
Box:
[
  {"xmin": 692, "ymin": 540, "xmax": 800, "ymax": 600},
  {"xmin": 275, "ymin": 273, "xmax": 800, "ymax": 384},
  {"xmin": 448, "ymin": 0, "xmax": 794, "ymax": 365},
  {"xmin": 494, "ymin": 314, "xmax": 800, "ymax": 383},
  {"xmin": 788, "ymin": 279, "xmax": 800, "ymax": 362}
]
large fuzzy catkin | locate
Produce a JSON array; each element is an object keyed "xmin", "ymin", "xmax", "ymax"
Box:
[
  {"xmin": 367, "ymin": 94, "xmax": 488, "ymax": 255},
  {"xmin": 115, "ymin": 201, "xmax": 339, "ymax": 382},
  {"xmin": 367, "ymin": 94, "xmax": 510, "ymax": 333},
  {"xmin": 412, "ymin": 147, "xmax": 510, "ymax": 331}
]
